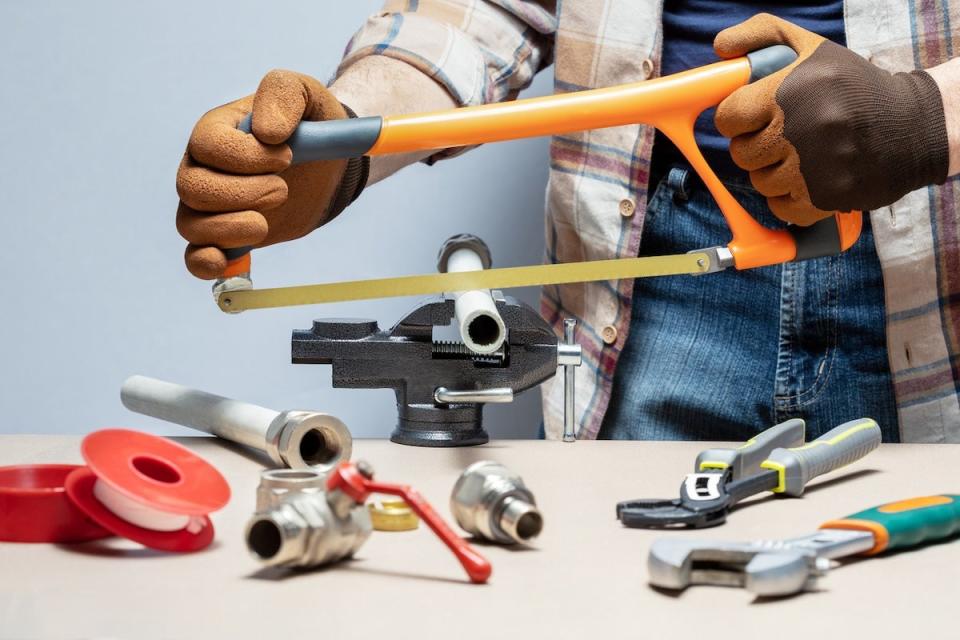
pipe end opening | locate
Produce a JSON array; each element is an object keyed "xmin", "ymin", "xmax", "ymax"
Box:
[
  {"xmin": 467, "ymin": 314, "xmax": 503, "ymax": 348},
  {"xmin": 298, "ymin": 428, "xmax": 340, "ymax": 466},
  {"xmin": 248, "ymin": 519, "xmax": 282, "ymax": 560},
  {"xmin": 516, "ymin": 511, "xmax": 543, "ymax": 541}
]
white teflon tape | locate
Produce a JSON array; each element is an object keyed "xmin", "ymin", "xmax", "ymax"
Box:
[{"xmin": 93, "ymin": 480, "xmax": 203, "ymax": 533}]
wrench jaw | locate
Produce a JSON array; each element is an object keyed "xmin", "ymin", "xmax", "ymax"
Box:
[
  {"xmin": 647, "ymin": 539, "xmax": 827, "ymax": 597},
  {"xmin": 744, "ymin": 551, "xmax": 824, "ymax": 597},
  {"xmin": 648, "ymin": 539, "xmax": 759, "ymax": 590}
]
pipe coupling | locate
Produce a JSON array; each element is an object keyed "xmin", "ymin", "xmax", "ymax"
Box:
[
  {"xmin": 450, "ymin": 461, "xmax": 542, "ymax": 544},
  {"xmin": 244, "ymin": 469, "xmax": 370, "ymax": 568},
  {"xmin": 264, "ymin": 411, "xmax": 353, "ymax": 472}
]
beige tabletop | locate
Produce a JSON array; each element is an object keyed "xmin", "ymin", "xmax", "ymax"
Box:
[{"xmin": 1, "ymin": 436, "xmax": 958, "ymax": 640}]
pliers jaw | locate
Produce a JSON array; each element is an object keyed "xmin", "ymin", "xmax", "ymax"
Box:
[{"xmin": 616, "ymin": 469, "xmax": 734, "ymax": 529}]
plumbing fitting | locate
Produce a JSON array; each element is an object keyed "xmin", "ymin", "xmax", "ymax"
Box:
[
  {"xmin": 368, "ymin": 499, "xmax": 420, "ymax": 531},
  {"xmin": 245, "ymin": 461, "xmax": 492, "ymax": 583},
  {"xmin": 245, "ymin": 468, "xmax": 370, "ymax": 568},
  {"xmin": 437, "ymin": 234, "xmax": 506, "ymax": 355},
  {"xmin": 450, "ymin": 461, "xmax": 543, "ymax": 544},
  {"xmin": 121, "ymin": 375, "xmax": 351, "ymax": 472}
]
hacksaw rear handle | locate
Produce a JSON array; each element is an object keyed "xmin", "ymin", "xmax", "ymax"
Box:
[{"xmin": 222, "ymin": 44, "xmax": 861, "ymax": 286}]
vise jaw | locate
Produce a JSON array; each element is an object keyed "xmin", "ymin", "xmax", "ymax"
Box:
[{"xmin": 291, "ymin": 294, "xmax": 564, "ymax": 447}]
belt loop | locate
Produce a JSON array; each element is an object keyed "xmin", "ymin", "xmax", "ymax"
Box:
[{"xmin": 667, "ymin": 166, "xmax": 691, "ymax": 202}]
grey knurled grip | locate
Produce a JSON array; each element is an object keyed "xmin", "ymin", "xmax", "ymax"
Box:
[
  {"xmin": 436, "ymin": 234, "xmax": 493, "ymax": 272},
  {"xmin": 696, "ymin": 418, "xmax": 806, "ymax": 479},
  {"xmin": 746, "ymin": 44, "xmax": 798, "ymax": 82},
  {"xmin": 762, "ymin": 418, "xmax": 881, "ymax": 497},
  {"xmin": 237, "ymin": 114, "xmax": 382, "ymax": 164}
]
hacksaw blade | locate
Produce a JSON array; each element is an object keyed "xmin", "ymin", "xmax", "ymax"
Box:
[{"xmin": 217, "ymin": 252, "xmax": 711, "ymax": 312}]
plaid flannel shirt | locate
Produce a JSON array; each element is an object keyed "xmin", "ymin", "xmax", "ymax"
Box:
[{"xmin": 337, "ymin": 0, "xmax": 960, "ymax": 442}]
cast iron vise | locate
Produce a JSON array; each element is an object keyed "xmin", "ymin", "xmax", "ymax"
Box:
[{"xmin": 291, "ymin": 294, "xmax": 580, "ymax": 447}]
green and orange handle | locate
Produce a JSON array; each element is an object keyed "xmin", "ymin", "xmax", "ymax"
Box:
[{"xmin": 823, "ymin": 494, "xmax": 960, "ymax": 556}]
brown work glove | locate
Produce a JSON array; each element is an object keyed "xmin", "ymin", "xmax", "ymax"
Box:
[
  {"xmin": 714, "ymin": 14, "xmax": 949, "ymax": 225},
  {"xmin": 176, "ymin": 70, "xmax": 368, "ymax": 279}
]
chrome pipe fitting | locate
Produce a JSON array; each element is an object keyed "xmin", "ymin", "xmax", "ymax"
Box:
[
  {"xmin": 244, "ymin": 468, "xmax": 371, "ymax": 568},
  {"xmin": 450, "ymin": 461, "xmax": 543, "ymax": 544}
]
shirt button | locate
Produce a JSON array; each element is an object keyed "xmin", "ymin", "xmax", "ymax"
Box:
[
  {"xmin": 619, "ymin": 198, "xmax": 635, "ymax": 217},
  {"xmin": 602, "ymin": 325, "xmax": 618, "ymax": 345},
  {"xmin": 642, "ymin": 58, "xmax": 655, "ymax": 78}
]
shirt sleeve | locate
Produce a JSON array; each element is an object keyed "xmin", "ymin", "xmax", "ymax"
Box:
[{"xmin": 337, "ymin": 1, "xmax": 557, "ymax": 108}]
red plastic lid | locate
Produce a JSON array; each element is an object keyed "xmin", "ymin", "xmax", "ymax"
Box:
[
  {"xmin": 0, "ymin": 464, "xmax": 111, "ymax": 543},
  {"xmin": 64, "ymin": 429, "xmax": 230, "ymax": 552}
]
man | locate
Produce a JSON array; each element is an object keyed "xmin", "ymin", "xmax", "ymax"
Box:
[{"xmin": 175, "ymin": 2, "xmax": 960, "ymax": 442}]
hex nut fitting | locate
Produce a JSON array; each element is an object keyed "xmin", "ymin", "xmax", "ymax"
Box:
[
  {"xmin": 450, "ymin": 461, "xmax": 542, "ymax": 544},
  {"xmin": 264, "ymin": 411, "xmax": 353, "ymax": 473}
]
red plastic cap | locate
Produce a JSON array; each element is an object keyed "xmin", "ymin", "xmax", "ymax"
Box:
[{"xmin": 0, "ymin": 464, "xmax": 111, "ymax": 543}]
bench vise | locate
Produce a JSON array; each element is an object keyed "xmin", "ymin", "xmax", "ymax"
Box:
[{"xmin": 291, "ymin": 294, "xmax": 581, "ymax": 447}]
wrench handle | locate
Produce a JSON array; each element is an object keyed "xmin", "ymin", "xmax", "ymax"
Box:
[
  {"xmin": 822, "ymin": 494, "xmax": 960, "ymax": 555},
  {"xmin": 761, "ymin": 418, "xmax": 881, "ymax": 496}
]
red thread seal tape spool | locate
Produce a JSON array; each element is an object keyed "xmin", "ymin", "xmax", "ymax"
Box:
[
  {"xmin": 65, "ymin": 429, "xmax": 231, "ymax": 552},
  {"xmin": 0, "ymin": 464, "xmax": 112, "ymax": 543}
]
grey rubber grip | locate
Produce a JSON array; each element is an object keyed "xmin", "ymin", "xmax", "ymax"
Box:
[
  {"xmin": 224, "ymin": 246, "xmax": 251, "ymax": 261},
  {"xmin": 237, "ymin": 114, "xmax": 382, "ymax": 164},
  {"xmin": 791, "ymin": 216, "xmax": 844, "ymax": 262},
  {"xmin": 746, "ymin": 45, "xmax": 798, "ymax": 82},
  {"xmin": 763, "ymin": 418, "xmax": 881, "ymax": 496},
  {"xmin": 696, "ymin": 418, "xmax": 806, "ymax": 479}
]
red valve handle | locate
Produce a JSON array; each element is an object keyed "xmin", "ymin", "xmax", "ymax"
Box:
[{"xmin": 327, "ymin": 462, "xmax": 492, "ymax": 584}]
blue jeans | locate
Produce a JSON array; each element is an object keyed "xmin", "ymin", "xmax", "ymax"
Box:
[{"xmin": 599, "ymin": 165, "xmax": 900, "ymax": 442}]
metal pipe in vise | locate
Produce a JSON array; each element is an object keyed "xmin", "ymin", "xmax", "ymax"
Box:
[
  {"xmin": 437, "ymin": 234, "xmax": 506, "ymax": 355},
  {"xmin": 120, "ymin": 375, "xmax": 352, "ymax": 472}
]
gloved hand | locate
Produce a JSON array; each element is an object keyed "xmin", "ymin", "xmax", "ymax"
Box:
[
  {"xmin": 176, "ymin": 70, "xmax": 368, "ymax": 279},
  {"xmin": 713, "ymin": 14, "xmax": 949, "ymax": 225}
]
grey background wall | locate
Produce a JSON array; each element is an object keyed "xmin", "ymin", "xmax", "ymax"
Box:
[{"xmin": 0, "ymin": 1, "xmax": 552, "ymax": 438}]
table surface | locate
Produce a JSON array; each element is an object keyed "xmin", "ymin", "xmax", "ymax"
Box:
[{"xmin": 2, "ymin": 436, "xmax": 958, "ymax": 640}]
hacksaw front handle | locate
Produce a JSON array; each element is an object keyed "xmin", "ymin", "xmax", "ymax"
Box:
[{"xmin": 224, "ymin": 45, "xmax": 861, "ymax": 281}]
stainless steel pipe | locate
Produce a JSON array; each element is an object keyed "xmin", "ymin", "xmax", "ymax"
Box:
[{"xmin": 120, "ymin": 375, "xmax": 352, "ymax": 472}]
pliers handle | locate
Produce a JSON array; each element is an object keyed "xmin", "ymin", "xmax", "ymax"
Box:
[{"xmin": 695, "ymin": 418, "xmax": 806, "ymax": 481}]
